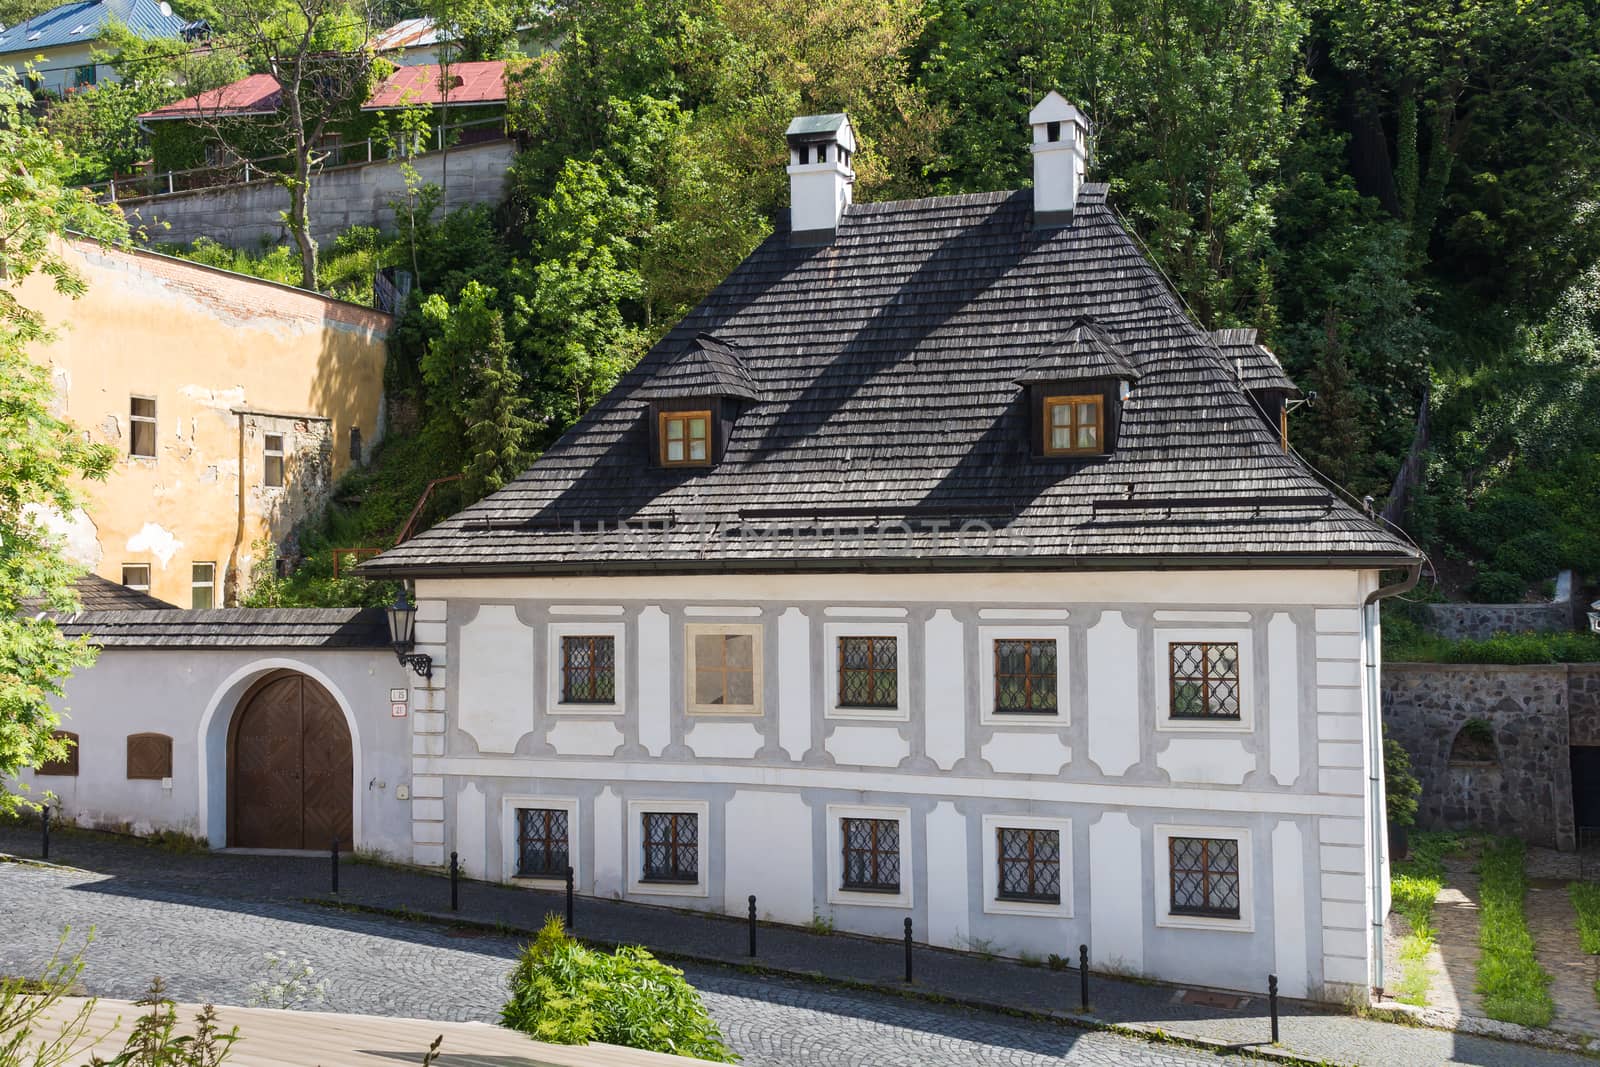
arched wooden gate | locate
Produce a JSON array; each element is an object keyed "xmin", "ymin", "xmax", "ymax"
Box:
[{"xmin": 228, "ymin": 671, "xmax": 353, "ymax": 850}]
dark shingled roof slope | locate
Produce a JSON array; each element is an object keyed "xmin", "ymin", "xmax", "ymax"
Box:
[
  {"xmin": 368, "ymin": 185, "xmax": 1417, "ymax": 576},
  {"xmin": 1014, "ymin": 319, "xmax": 1139, "ymax": 383},
  {"xmin": 634, "ymin": 334, "xmax": 761, "ymax": 401},
  {"xmin": 55, "ymin": 608, "xmax": 390, "ymax": 648},
  {"xmin": 1211, "ymin": 328, "xmax": 1300, "ymax": 395},
  {"xmin": 74, "ymin": 574, "xmax": 176, "ymax": 611}
]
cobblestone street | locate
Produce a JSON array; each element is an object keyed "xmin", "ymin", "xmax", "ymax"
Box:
[{"xmin": 0, "ymin": 861, "xmax": 1241, "ymax": 1067}]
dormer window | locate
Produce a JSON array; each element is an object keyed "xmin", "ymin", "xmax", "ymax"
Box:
[
  {"xmin": 1043, "ymin": 395, "xmax": 1103, "ymax": 456},
  {"xmin": 659, "ymin": 410, "xmax": 711, "ymax": 467}
]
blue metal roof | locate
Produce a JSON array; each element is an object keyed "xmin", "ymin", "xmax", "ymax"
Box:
[{"xmin": 0, "ymin": 0, "xmax": 191, "ymax": 59}]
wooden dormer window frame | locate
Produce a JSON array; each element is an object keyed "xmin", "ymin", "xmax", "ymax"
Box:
[
  {"xmin": 658, "ymin": 409, "xmax": 712, "ymax": 467},
  {"xmin": 1042, "ymin": 394, "xmax": 1104, "ymax": 456}
]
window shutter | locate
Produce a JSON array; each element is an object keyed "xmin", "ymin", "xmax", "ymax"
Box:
[
  {"xmin": 127, "ymin": 732, "xmax": 173, "ymax": 780},
  {"xmin": 38, "ymin": 731, "xmax": 79, "ymax": 777}
]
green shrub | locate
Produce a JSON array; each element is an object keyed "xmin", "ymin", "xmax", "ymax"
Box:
[
  {"xmin": 1383, "ymin": 613, "xmax": 1600, "ymax": 664},
  {"xmin": 1470, "ymin": 570, "xmax": 1528, "ymax": 604},
  {"xmin": 500, "ymin": 918, "xmax": 736, "ymax": 1062},
  {"xmin": 1475, "ymin": 838, "xmax": 1554, "ymax": 1026},
  {"xmin": 1384, "ymin": 736, "xmax": 1422, "ymax": 829}
]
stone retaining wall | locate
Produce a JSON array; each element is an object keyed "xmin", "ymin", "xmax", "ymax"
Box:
[
  {"xmin": 1382, "ymin": 663, "xmax": 1598, "ymax": 850},
  {"xmin": 1418, "ymin": 600, "xmax": 1574, "ymax": 640},
  {"xmin": 118, "ymin": 140, "xmax": 516, "ymax": 250}
]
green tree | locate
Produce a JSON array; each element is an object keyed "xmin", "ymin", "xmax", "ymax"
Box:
[{"xmin": 0, "ymin": 69, "xmax": 126, "ymax": 810}]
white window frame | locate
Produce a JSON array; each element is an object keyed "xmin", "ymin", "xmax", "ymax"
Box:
[
  {"xmin": 823, "ymin": 621, "xmax": 910, "ymax": 722},
  {"xmin": 978, "ymin": 625, "xmax": 1070, "ymax": 726},
  {"xmin": 981, "ymin": 813, "xmax": 1073, "ymax": 918},
  {"xmin": 546, "ymin": 621, "xmax": 627, "ymax": 715},
  {"xmin": 121, "ymin": 563, "xmax": 151, "ymax": 593},
  {"xmin": 262, "ymin": 432, "xmax": 286, "ymax": 489},
  {"xmin": 627, "ymin": 798, "xmax": 709, "ymax": 898},
  {"xmin": 1155, "ymin": 627, "xmax": 1255, "ymax": 733},
  {"xmin": 501, "ymin": 794, "xmax": 579, "ymax": 887},
  {"xmin": 685, "ymin": 623, "xmax": 764, "ymax": 716},
  {"xmin": 826, "ymin": 803, "xmax": 913, "ymax": 908},
  {"xmin": 190, "ymin": 562, "xmax": 216, "ymax": 609},
  {"xmin": 1153, "ymin": 823, "xmax": 1254, "ymax": 933}
]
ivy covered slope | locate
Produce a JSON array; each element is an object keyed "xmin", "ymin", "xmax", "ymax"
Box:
[{"xmin": 153, "ymin": 0, "xmax": 1600, "ymax": 606}]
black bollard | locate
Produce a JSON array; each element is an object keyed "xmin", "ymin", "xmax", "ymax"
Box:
[
  {"xmin": 1269, "ymin": 973, "xmax": 1279, "ymax": 1043},
  {"xmin": 747, "ymin": 895, "xmax": 758, "ymax": 957},
  {"xmin": 331, "ymin": 839, "xmax": 340, "ymax": 894},
  {"xmin": 565, "ymin": 865, "xmax": 575, "ymax": 930},
  {"xmin": 449, "ymin": 851, "xmax": 460, "ymax": 911},
  {"xmin": 903, "ymin": 917, "xmax": 914, "ymax": 983},
  {"xmin": 41, "ymin": 805, "xmax": 50, "ymax": 861},
  {"xmin": 1079, "ymin": 943, "xmax": 1090, "ymax": 1011}
]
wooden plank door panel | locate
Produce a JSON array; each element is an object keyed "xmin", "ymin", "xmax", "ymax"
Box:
[
  {"xmin": 300, "ymin": 679, "xmax": 353, "ymax": 850},
  {"xmin": 231, "ymin": 674, "xmax": 304, "ymax": 849}
]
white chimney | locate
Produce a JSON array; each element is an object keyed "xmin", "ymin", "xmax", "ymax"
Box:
[
  {"xmin": 1029, "ymin": 91, "xmax": 1090, "ymax": 228},
  {"xmin": 785, "ymin": 113, "xmax": 856, "ymax": 245}
]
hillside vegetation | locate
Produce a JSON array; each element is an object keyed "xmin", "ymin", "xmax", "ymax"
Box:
[{"xmin": 97, "ymin": 0, "xmax": 1600, "ymax": 605}]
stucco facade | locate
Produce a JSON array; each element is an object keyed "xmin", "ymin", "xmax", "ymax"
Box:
[
  {"xmin": 401, "ymin": 569, "xmax": 1388, "ymax": 1002},
  {"xmin": 21, "ymin": 645, "xmax": 415, "ymax": 852},
  {"xmin": 21, "ymin": 237, "xmax": 391, "ymax": 606}
]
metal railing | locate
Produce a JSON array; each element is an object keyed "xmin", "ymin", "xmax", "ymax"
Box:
[{"xmin": 86, "ymin": 114, "xmax": 509, "ymax": 203}]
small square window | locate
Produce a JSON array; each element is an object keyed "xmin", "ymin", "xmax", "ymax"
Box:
[
  {"xmin": 130, "ymin": 396, "xmax": 156, "ymax": 458},
  {"xmin": 997, "ymin": 826, "xmax": 1061, "ymax": 903},
  {"xmin": 641, "ymin": 811, "xmax": 698, "ymax": 883},
  {"xmin": 191, "ymin": 562, "xmax": 215, "ymax": 609},
  {"xmin": 561, "ymin": 635, "xmax": 616, "ymax": 704},
  {"xmin": 690, "ymin": 629, "xmax": 758, "ymax": 712},
  {"xmin": 121, "ymin": 564, "xmax": 150, "ymax": 592},
  {"xmin": 659, "ymin": 410, "xmax": 711, "ymax": 467},
  {"xmin": 263, "ymin": 434, "xmax": 285, "ymax": 488},
  {"xmin": 126, "ymin": 732, "xmax": 172, "ymax": 780},
  {"xmin": 1169, "ymin": 836, "xmax": 1241, "ymax": 919},
  {"xmin": 1043, "ymin": 394, "xmax": 1103, "ymax": 456},
  {"xmin": 838, "ymin": 636, "xmax": 897, "ymax": 709},
  {"xmin": 841, "ymin": 817, "xmax": 900, "ymax": 892},
  {"xmin": 516, "ymin": 807, "xmax": 570, "ymax": 879},
  {"xmin": 1169, "ymin": 642, "xmax": 1241, "ymax": 720},
  {"xmin": 37, "ymin": 731, "xmax": 78, "ymax": 777},
  {"xmin": 994, "ymin": 639, "xmax": 1057, "ymax": 714}
]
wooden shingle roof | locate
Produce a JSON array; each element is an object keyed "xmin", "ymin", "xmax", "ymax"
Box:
[
  {"xmin": 634, "ymin": 334, "xmax": 761, "ymax": 401},
  {"xmin": 1211, "ymin": 328, "xmax": 1300, "ymax": 395},
  {"xmin": 55, "ymin": 608, "xmax": 390, "ymax": 648},
  {"xmin": 367, "ymin": 185, "xmax": 1417, "ymax": 577}
]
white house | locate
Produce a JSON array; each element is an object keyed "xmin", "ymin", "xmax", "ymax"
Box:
[
  {"xmin": 0, "ymin": 0, "xmax": 193, "ymax": 96},
  {"xmin": 361, "ymin": 93, "xmax": 1424, "ymax": 1002}
]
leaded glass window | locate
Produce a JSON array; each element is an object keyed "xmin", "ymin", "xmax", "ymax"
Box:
[
  {"xmin": 642, "ymin": 811, "xmax": 698, "ymax": 883},
  {"xmin": 838, "ymin": 636, "xmax": 897, "ymax": 709},
  {"xmin": 516, "ymin": 808, "xmax": 569, "ymax": 878},
  {"xmin": 561, "ymin": 635, "xmax": 616, "ymax": 704},
  {"xmin": 997, "ymin": 827, "xmax": 1061, "ymax": 902},
  {"xmin": 1169, "ymin": 836, "xmax": 1240, "ymax": 918},
  {"xmin": 1169, "ymin": 642, "xmax": 1240, "ymax": 719},
  {"xmin": 994, "ymin": 639, "xmax": 1058, "ymax": 714},
  {"xmin": 841, "ymin": 817, "xmax": 900, "ymax": 892}
]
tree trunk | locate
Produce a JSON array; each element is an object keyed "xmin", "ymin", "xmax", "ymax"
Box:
[{"xmin": 289, "ymin": 146, "xmax": 318, "ymax": 290}]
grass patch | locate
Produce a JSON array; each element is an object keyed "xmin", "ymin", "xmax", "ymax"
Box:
[
  {"xmin": 1476, "ymin": 837, "xmax": 1554, "ymax": 1026},
  {"xmin": 1383, "ymin": 614, "xmax": 1600, "ymax": 664},
  {"xmin": 1388, "ymin": 832, "xmax": 1464, "ymax": 1005},
  {"xmin": 1568, "ymin": 881, "xmax": 1600, "ymax": 1005}
]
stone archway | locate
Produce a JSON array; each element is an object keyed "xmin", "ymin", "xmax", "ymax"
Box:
[{"xmin": 228, "ymin": 670, "xmax": 353, "ymax": 850}]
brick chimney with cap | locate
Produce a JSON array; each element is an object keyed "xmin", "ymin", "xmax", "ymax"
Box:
[
  {"xmin": 1029, "ymin": 91, "xmax": 1091, "ymax": 228},
  {"xmin": 785, "ymin": 113, "xmax": 856, "ymax": 245}
]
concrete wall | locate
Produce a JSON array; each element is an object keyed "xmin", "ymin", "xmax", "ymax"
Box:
[
  {"xmin": 120, "ymin": 140, "xmax": 516, "ymax": 250},
  {"xmin": 19, "ymin": 237, "xmax": 390, "ymax": 606},
  {"xmin": 18, "ymin": 647, "xmax": 416, "ymax": 854},
  {"xmin": 405, "ymin": 568, "xmax": 1387, "ymax": 1002},
  {"xmin": 1382, "ymin": 663, "xmax": 1589, "ymax": 850}
]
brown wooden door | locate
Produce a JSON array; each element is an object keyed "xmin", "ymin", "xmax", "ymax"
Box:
[{"xmin": 230, "ymin": 672, "xmax": 352, "ymax": 849}]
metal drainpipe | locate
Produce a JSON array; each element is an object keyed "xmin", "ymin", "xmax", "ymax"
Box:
[{"xmin": 1363, "ymin": 562, "xmax": 1420, "ymax": 997}]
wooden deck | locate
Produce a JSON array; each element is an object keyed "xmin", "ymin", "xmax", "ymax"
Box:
[{"xmin": 22, "ymin": 998, "xmax": 717, "ymax": 1067}]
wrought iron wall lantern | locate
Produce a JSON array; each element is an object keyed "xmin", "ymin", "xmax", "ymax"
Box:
[{"xmin": 386, "ymin": 588, "xmax": 433, "ymax": 679}]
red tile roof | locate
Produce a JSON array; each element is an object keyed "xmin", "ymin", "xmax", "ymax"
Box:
[
  {"xmin": 363, "ymin": 61, "xmax": 509, "ymax": 110},
  {"xmin": 138, "ymin": 72, "xmax": 282, "ymax": 121}
]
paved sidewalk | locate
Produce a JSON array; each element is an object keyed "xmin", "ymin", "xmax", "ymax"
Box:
[
  {"xmin": 22, "ymin": 997, "xmax": 714, "ymax": 1067},
  {"xmin": 1527, "ymin": 881, "xmax": 1600, "ymax": 1035},
  {"xmin": 3, "ymin": 826, "xmax": 1594, "ymax": 1066}
]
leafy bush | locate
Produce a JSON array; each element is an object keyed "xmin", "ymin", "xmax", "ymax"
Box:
[
  {"xmin": 1383, "ymin": 614, "xmax": 1600, "ymax": 664},
  {"xmin": 1384, "ymin": 736, "xmax": 1421, "ymax": 829},
  {"xmin": 1475, "ymin": 838, "xmax": 1554, "ymax": 1027},
  {"xmin": 500, "ymin": 918, "xmax": 735, "ymax": 1062},
  {"xmin": 1469, "ymin": 570, "xmax": 1527, "ymax": 604}
]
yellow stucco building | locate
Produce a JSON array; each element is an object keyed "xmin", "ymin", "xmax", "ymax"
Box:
[{"xmin": 22, "ymin": 237, "xmax": 392, "ymax": 607}]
